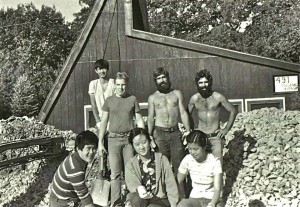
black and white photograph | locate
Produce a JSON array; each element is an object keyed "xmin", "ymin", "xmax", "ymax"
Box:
[{"xmin": 0, "ymin": 0, "xmax": 300, "ymax": 206}]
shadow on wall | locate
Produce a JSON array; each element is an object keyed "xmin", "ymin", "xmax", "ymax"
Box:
[{"xmin": 222, "ymin": 129, "xmax": 257, "ymax": 203}]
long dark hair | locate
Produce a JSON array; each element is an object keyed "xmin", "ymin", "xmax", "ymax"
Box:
[
  {"xmin": 195, "ymin": 69, "xmax": 213, "ymax": 85},
  {"xmin": 153, "ymin": 67, "xmax": 170, "ymax": 81}
]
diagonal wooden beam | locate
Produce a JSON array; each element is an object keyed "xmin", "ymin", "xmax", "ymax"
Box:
[{"xmin": 38, "ymin": 0, "xmax": 108, "ymax": 123}]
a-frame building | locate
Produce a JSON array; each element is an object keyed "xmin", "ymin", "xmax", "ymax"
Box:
[{"xmin": 38, "ymin": 0, "xmax": 300, "ymax": 133}]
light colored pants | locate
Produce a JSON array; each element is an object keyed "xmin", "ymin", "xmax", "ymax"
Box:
[
  {"xmin": 177, "ymin": 197, "xmax": 224, "ymax": 207},
  {"xmin": 108, "ymin": 133, "xmax": 134, "ymax": 207},
  {"xmin": 208, "ymin": 136, "xmax": 225, "ymax": 165}
]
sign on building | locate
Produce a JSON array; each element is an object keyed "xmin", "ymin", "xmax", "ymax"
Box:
[{"xmin": 273, "ymin": 75, "xmax": 299, "ymax": 94}]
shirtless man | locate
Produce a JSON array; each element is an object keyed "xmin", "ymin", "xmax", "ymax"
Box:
[
  {"xmin": 148, "ymin": 67, "xmax": 191, "ymax": 174},
  {"xmin": 188, "ymin": 69, "xmax": 237, "ymax": 164}
]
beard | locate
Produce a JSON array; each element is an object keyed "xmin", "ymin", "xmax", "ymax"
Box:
[
  {"xmin": 197, "ymin": 86, "xmax": 213, "ymax": 99},
  {"xmin": 156, "ymin": 81, "xmax": 172, "ymax": 94}
]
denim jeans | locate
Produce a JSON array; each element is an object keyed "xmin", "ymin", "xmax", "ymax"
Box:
[
  {"xmin": 153, "ymin": 128, "xmax": 184, "ymax": 175},
  {"xmin": 208, "ymin": 136, "xmax": 225, "ymax": 165},
  {"xmin": 108, "ymin": 133, "xmax": 134, "ymax": 206}
]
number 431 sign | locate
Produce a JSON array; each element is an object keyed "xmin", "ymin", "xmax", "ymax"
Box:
[{"xmin": 273, "ymin": 75, "xmax": 299, "ymax": 94}]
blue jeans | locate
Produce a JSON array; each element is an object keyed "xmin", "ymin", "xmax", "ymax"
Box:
[
  {"xmin": 108, "ymin": 133, "xmax": 134, "ymax": 206},
  {"xmin": 153, "ymin": 128, "xmax": 184, "ymax": 175}
]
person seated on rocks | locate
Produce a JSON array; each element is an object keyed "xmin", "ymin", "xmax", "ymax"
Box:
[
  {"xmin": 125, "ymin": 128, "xmax": 179, "ymax": 207},
  {"xmin": 177, "ymin": 130, "xmax": 224, "ymax": 207},
  {"xmin": 49, "ymin": 130, "xmax": 98, "ymax": 207}
]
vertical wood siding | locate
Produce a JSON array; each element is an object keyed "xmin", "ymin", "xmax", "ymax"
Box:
[{"xmin": 46, "ymin": 1, "xmax": 299, "ymax": 132}]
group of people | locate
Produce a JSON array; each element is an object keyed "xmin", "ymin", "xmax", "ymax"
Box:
[{"xmin": 49, "ymin": 59, "xmax": 237, "ymax": 207}]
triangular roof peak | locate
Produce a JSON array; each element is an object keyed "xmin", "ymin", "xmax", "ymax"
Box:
[{"xmin": 38, "ymin": 0, "xmax": 299, "ymax": 127}]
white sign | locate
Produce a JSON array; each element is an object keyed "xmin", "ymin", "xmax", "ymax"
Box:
[{"xmin": 274, "ymin": 75, "xmax": 299, "ymax": 93}]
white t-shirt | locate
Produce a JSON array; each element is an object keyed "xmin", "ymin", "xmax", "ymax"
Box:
[
  {"xmin": 88, "ymin": 79, "xmax": 114, "ymax": 119},
  {"xmin": 178, "ymin": 153, "xmax": 222, "ymax": 199}
]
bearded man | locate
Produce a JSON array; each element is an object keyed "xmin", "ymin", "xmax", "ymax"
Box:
[
  {"xmin": 148, "ymin": 67, "xmax": 191, "ymax": 175},
  {"xmin": 188, "ymin": 69, "xmax": 237, "ymax": 164}
]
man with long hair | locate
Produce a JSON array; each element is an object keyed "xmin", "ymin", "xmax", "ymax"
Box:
[
  {"xmin": 188, "ymin": 69, "xmax": 237, "ymax": 164},
  {"xmin": 147, "ymin": 67, "xmax": 191, "ymax": 175}
]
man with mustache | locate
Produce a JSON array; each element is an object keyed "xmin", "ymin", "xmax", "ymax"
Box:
[
  {"xmin": 188, "ymin": 69, "xmax": 237, "ymax": 164},
  {"xmin": 148, "ymin": 67, "xmax": 191, "ymax": 175}
]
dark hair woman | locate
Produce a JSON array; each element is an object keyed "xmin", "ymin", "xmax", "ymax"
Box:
[
  {"xmin": 125, "ymin": 128, "xmax": 179, "ymax": 207},
  {"xmin": 177, "ymin": 130, "xmax": 224, "ymax": 207}
]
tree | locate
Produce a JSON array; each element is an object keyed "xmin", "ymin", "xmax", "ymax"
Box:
[
  {"xmin": 70, "ymin": 0, "xmax": 96, "ymax": 39},
  {"xmin": 10, "ymin": 74, "xmax": 39, "ymax": 117},
  {"xmin": 0, "ymin": 70, "xmax": 10, "ymax": 119},
  {"xmin": 0, "ymin": 3, "xmax": 76, "ymax": 117},
  {"xmin": 147, "ymin": 0, "xmax": 300, "ymax": 64}
]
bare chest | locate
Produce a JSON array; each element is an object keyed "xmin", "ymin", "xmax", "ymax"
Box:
[
  {"xmin": 100, "ymin": 82, "xmax": 109, "ymax": 92},
  {"xmin": 194, "ymin": 97, "xmax": 220, "ymax": 111},
  {"xmin": 154, "ymin": 94, "xmax": 179, "ymax": 109}
]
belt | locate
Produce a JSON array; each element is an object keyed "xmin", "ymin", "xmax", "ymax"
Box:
[
  {"xmin": 109, "ymin": 132, "xmax": 130, "ymax": 137},
  {"xmin": 155, "ymin": 125, "xmax": 178, "ymax": 132},
  {"xmin": 206, "ymin": 132, "xmax": 219, "ymax": 138}
]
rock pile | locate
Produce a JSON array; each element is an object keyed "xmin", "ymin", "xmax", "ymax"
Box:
[
  {"xmin": 223, "ymin": 107, "xmax": 300, "ymax": 207},
  {"xmin": 0, "ymin": 116, "xmax": 76, "ymax": 147},
  {"xmin": 0, "ymin": 108, "xmax": 300, "ymax": 206},
  {"xmin": 0, "ymin": 116, "xmax": 76, "ymax": 207}
]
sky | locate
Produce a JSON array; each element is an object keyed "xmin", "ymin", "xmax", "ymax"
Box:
[{"xmin": 0, "ymin": 0, "xmax": 83, "ymax": 22}]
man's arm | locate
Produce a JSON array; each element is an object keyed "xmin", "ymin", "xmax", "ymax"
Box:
[
  {"xmin": 147, "ymin": 95, "xmax": 155, "ymax": 136},
  {"xmin": 187, "ymin": 95, "xmax": 196, "ymax": 130},
  {"xmin": 176, "ymin": 90, "xmax": 191, "ymax": 132},
  {"xmin": 68, "ymin": 157, "xmax": 95, "ymax": 207},
  {"xmin": 98, "ymin": 111, "xmax": 108, "ymax": 156},
  {"xmin": 89, "ymin": 94, "xmax": 101, "ymax": 124},
  {"xmin": 218, "ymin": 94, "xmax": 237, "ymax": 138},
  {"xmin": 135, "ymin": 112, "xmax": 145, "ymax": 128}
]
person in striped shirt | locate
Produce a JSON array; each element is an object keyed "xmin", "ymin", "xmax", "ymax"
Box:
[{"xmin": 49, "ymin": 130, "xmax": 98, "ymax": 207}]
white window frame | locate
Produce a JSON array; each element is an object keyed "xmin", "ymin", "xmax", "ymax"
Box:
[
  {"xmin": 84, "ymin": 105, "xmax": 93, "ymax": 130},
  {"xmin": 228, "ymin": 99, "xmax": 244, "ymax": 113},
  {"xmin": 245, "ymin": 97, "xmax": 285, "ymax": 112},
  {"xmin": 84, "ymin": 102, "xmax": 149, "ymax": 130}
]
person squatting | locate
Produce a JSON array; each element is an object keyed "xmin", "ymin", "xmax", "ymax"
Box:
[{"xmin": 50, "ymin": 61, "xmax": 237, "ymax": 207}]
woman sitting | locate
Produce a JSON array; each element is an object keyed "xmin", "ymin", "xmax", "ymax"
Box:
[
  {"xmin": 125, "ymin": 128, "xmax": 179, "ymax": 207},
  {"xmin": 177, "ymin": 130, "xmax": 224, "ymax": 207}
]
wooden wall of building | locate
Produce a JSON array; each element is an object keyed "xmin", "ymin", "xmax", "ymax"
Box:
[{"xmin": 45, "ymin": 0, "xmax": 299, "ymax": 133}]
